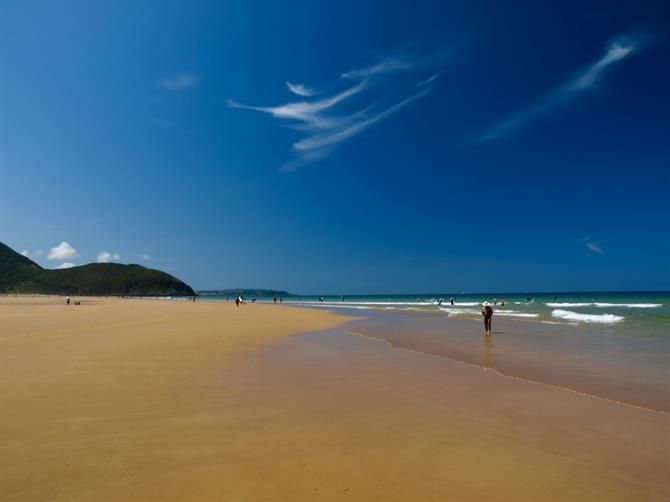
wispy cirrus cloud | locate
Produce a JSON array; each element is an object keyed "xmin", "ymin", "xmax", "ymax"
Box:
[
  {"xmin": 160, "ymin": 73, "xmax": 202, "ymax": 91},
  {"xmin": 229, "ymin": 82, "xmax": 367, "ymax": 129},
  {"xmin": 230, "ymin": 52, "xmax": 443, "ymax": 170},
  {"xmin": 340, "ymin": 57, "xmax": 415, "ymax": 79},
  {"xmin": 286, "ymin": 81, "xmax": 319, "ymax": 97},
  {"xmin": 481, "ymin": 32, "xmax": 649, "ymax": 141}
]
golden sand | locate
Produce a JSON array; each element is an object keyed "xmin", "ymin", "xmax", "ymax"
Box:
[{"xmin": 1, "ymin": 297, "xmax": 668, "ymax": 501}]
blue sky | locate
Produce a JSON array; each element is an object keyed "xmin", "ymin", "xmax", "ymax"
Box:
[{"xmin": 1, "ymin": 0, "xmax": 668, "ymax": 293}]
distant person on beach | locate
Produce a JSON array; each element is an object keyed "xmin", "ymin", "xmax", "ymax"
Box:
[
  {"xmin": 273, "ymin": 296, "xmax": 277, "ymax": 304},
  {"xmin": 481, "ymin": 301, "xmax": 493, "ymax": 333},
  {"xmin": 279, "ymin": 297, "xmax": 283, "ymax": 303},
  {"xmin": 493, "ymin": 296, "xmax": 497, "ymax": 305},
  {"xmin": 235, "ymin": 296, "xmax": 240, "ymax": 307},
  {"xmin": 450, "ymin": 297, "xmax": 454, "ymax": 306},
  {"xmin": 66, "ymin": 296, "xmax": 70, "ymax": 306},
  {"xmin": 319, "ymin": 297, "xmax": 324, "ymax": 302},
  {"xmin": 500, "ymin": 299, "xmax": 505, "ymax": 307}
]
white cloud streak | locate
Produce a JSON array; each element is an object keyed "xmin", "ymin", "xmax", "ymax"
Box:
[
  {"xmin": 341, "ymin": 57, "xmax": 415, "ymax": 79},
  {"xmin": 141, "ymin": 254, "xmax": 152, "ymax": 261},
  {"xmin": 20, "ymin": 249, "xmax": 29, "ymax": 257},
  {"xmin": 230, "ymin": 53, "xmax": 441, "ymax": 170},
  {"xmin": 582, "ymin": 236, "xmax": 604, "ymax": 254},
  {"xmin": 160, "ymin": 73, "xmax": 201, "ymax": 91},
  {"xmin": 47, "ymin": 241, "xmax": 79, "ymax": 261},
  {"xmin": 586, "ymin": 242, "xmax": 603, "ymax": 254},
  {"xmin": 292, "ymin": 88, "xmax": 431, "ymax": 155},
  {"xmin": 286, "ymin": 81, "xmax": 318, "ymax": 96},
  {"xmin": 481, "ymin": 33, "xmax": 647, "ymax": 141},
  {"xmin": 229, "ymin": 82, "xmax": 366, "ymax": 129},
  {"xmin": 55, "ymin": 262, "xmax": 76, "ymax": 269}
]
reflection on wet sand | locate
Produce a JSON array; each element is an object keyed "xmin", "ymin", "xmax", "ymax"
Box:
[{"xmin": 350, "ymin": 310, "xmax": 670, "ymax": 412}]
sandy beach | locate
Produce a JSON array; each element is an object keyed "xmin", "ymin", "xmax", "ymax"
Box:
[{"xmin": 1, "ymin": 297, "xmax": 669, "ymax": 501}]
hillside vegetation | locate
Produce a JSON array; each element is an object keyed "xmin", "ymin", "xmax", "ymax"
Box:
[{"xmin": 0, "ymin": 242, "xmax": 194, "ymax": 296}]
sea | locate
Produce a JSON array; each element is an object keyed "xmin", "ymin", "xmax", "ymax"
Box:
[{"xmin": 201, "ymin": 291, "xmax": 670, "ymax": 412}]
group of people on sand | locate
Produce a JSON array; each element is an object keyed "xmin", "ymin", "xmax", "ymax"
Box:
[
  {"xmin": 65, "ymin": 296, "xmax": 81, "ymax": 306},
  {"xmin": 231, "ymin": 295, "xmax": 283, "ymax": 307}
]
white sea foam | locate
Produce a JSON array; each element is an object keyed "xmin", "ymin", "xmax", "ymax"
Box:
[
  {"xmin": 546, "ymin": 302, "xmax": 593, "ymax": 307},
  {"xmin": 439, "ymin": 308, "xmax": 477, "ymax": 315},
  {"xmin": 493, "ymin": 311, "xmax": 539, "ymax": 318},
  {"xmin": 546, "ymin": 302, "xmax": 661, "ymax": 308},
  {"xmin": 440, "ymin": 307, "xmax": 539, "ymax": 318},
  {"xmin": 308, "ymin": 304, "xmax": 375, "ymax": 310},
  {"xmin": 551, "ymin": 309, "xmax": 624, "ymax": 323},
  {"xmin": 593, "ymin": 302, "xmax": 661, "ymax": 308}
]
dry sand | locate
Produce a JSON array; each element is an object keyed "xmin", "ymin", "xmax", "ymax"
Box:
[{"xmin": 1, "ymin": 297, "xmax": 668, "ymax": 501}]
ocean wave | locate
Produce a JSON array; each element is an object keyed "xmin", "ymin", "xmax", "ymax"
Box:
[
  {"xmin": 546, "ymin": 302, "xmax": 661, "ymax": 308},
  {"xmin": 439, "ymin": 302, "xmax": 480, "ymax": 307},
  {"xmin": 438, "ymin": 308, "xmax": 539, "ymax": 319},
  {"xmin": 493, "ymin": 311, "xmax": 539, "ymax": 318},
  {"xmin": 439, "ymin": 308, "xmax": 477, "ymax": 315},
  {"xmin": 551, "ymin": 309, "xmax": 624, "ymax": 323}
]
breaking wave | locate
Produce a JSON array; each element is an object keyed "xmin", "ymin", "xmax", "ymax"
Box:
[{"xmin": 551, "ymin": 309, "xmax": 624, "ymax": 323}]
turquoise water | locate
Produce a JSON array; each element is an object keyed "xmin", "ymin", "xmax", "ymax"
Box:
[{"xmin": 232, "ymin": 291, "xmax": 669, "ymax": 328}]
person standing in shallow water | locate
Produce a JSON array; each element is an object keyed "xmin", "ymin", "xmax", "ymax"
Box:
[{"xmin": 481, "ymin": 301, "xmax": 493, "ymax": 333}]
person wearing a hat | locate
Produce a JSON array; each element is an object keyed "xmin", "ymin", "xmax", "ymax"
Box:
[{"xmin": 481, "ymin": 301, "xmax": 493, "ymax": 333}]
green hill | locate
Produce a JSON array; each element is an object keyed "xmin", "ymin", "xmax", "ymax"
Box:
[{"xmin": 0, "ymin": 242, "xmax": 194, "ymax": 296}]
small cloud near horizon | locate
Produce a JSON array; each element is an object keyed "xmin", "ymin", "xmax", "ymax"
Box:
[
  {"xmin": 159, "ymin": 73, "xmax": 202, "ymax": 91},
  {"xmin": 20, "ymin": 249, "xmax": 29, "ymax": 257},
  {"xmin": 141, "ymin": 254, "xmax": 152, "ymax": 261},
  {"xmin": 582, "ymin": 236, "xmax": 604, "ymax": 254},
  {"xmin": 480, "ymin": 31, "xmax": 650, "ymax": 141},
  {"xmin": 47, "ymin": 241, "xmax": 79, "ymax": 261},
  {"xmin": 97, "ymin": 251, "xmax": 121, "ymax": 263}
]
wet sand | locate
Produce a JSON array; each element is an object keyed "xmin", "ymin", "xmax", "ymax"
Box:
[
  {"xmin": 1, "ymin": 297, "xmax": 669, "ymax": 501},
  {"xmin": 351, "ymin": 310, "xmax": 670, "ymax": 412}
]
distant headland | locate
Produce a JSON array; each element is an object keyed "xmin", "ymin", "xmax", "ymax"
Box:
[{"xmin": 197, "ymin": 289, "xmax": 291, "ymax": 297}]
